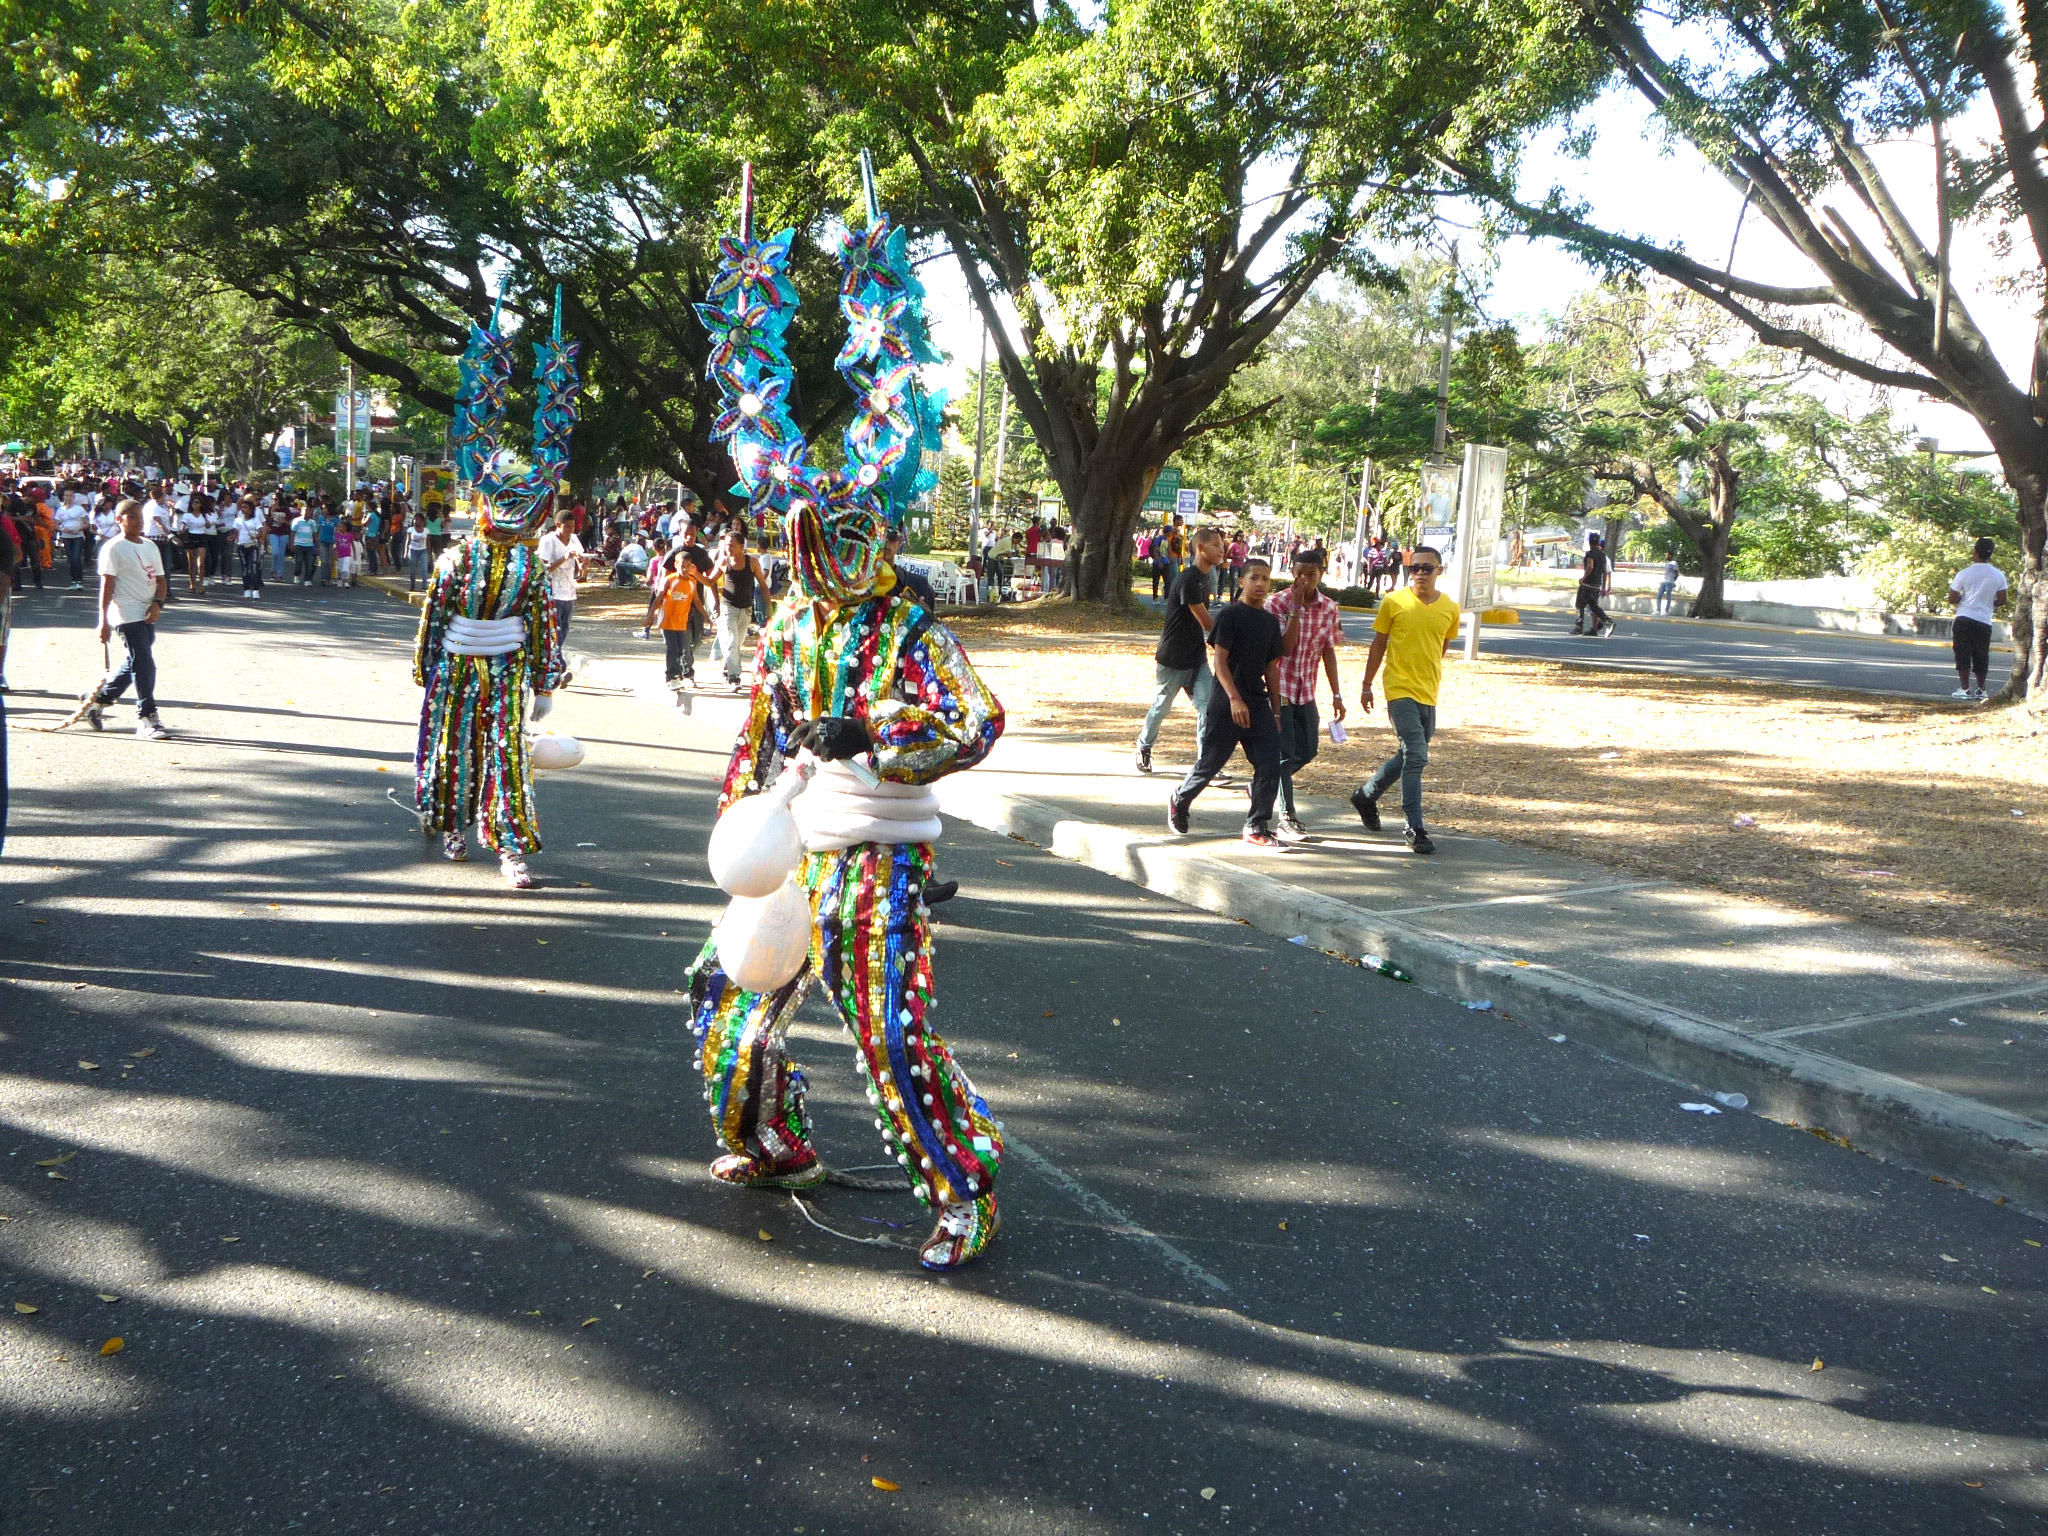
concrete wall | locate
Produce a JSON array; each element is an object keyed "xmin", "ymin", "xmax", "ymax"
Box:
[{"xmin": 1494, "ymin": 580, "xmax": 2013, "ymax": 644}]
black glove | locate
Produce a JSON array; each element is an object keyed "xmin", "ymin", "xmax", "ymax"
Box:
[{"xmin": 788, "ymin": 715, "xmax": 870, "ymax": 761}]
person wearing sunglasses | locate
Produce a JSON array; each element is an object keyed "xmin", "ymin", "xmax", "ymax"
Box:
[{"xmin": 1350, "ymin": 544, "xmax": 1460, "ymax": 854}]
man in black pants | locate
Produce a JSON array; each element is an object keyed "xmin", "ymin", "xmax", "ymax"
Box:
[
  {"xmin": 1947, "ymin": 536, "xmax": 2010, "ymax": 701},
  {"xmin": 1167, "ymin": 558, "xmax": 1289, "ymax": 850},
  {"xmin": 81, "ymin": 499, "xmax": 170, "ymax": 740},
  {"xmin": 1573, "ymin": 533, "xmax": 1614, "ymax": 637}
]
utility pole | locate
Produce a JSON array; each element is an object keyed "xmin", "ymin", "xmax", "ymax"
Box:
[
  {"xmin": 992, "ymin": 378, "xmax": 1011, "ymax": 522},
  {"xmin": 969, "ymin": 323, "xmax": 989, "ymax": 557}
]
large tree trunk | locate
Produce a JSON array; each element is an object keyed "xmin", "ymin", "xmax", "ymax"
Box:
[
  {"xmin": 1064, "ymin": 464, "xmax": 1154, "ymax": 605},
  {"xmin": 1689, "ymin": 526, "xmax": 1733, "ymax": 619},
  {"xmin": 1683, "ymin": 455, "xmax": 1737, "ymax": 619},
  {"xmin": 1959, "ymin": 391, "xmax": 2048, "ymax": 707}
]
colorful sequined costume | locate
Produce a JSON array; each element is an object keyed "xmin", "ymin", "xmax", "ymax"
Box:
[
  {"xmin": 413, "ymin": 294, "xmax": 580, "ymax": 883},
  {"xmin": 683, "ymin": 164, "xmax": 1009, "ymax": 1270}
]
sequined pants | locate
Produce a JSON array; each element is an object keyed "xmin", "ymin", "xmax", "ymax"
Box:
[
  {"xmin": 684, "ymin": 841, "xmax": 1003, "ymax": 1209},
  {"xmin": 414, "ymin": 652, "xmax": 541, "ymax": 856}
]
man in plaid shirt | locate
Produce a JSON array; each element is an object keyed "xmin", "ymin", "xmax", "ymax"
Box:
[{"xmin": 1266, "ymin": 548, "xmax": 1346, "ymax": 841}]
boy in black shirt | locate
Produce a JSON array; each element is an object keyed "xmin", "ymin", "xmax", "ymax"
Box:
[
  {"xmin": 1136, "ymin": 527, "xmax": 1224, "ymax": 773},
  {"xmin": 1168, "ymin": 558, "xmax": 1289, "ymax": 849}
]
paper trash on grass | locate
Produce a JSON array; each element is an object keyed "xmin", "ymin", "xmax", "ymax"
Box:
[
  {"xmin": 1462, "ymin": 1000, "xmax": 1494, "ymax": 1011},
  {"xmin": 1678, "ymin": 1102, "xmax": 1724, "ymax": 1114},
  {"xmin": 1288, "ymin": 935, "xmax": 1309, "ymax": 945},
  {"xmin": 1732, "ymin": 814, "xmax": 1757, "ymax": 828},
  {"xmin": 1547, "ymin": 1034, "xmax": 1567, "ymax": 1043}
]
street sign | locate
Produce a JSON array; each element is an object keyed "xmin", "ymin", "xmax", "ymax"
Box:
[
  {"xmin": 194, "ymin": 437, "xmax": 216, "ymax": 463},
  {"xmin": 1142, "ymin": 465, "xmax": 1183, "ymax": 512},
  {"xmin": 1175, "ymin": 487, "xmax": 1201, "ymax": 516}
]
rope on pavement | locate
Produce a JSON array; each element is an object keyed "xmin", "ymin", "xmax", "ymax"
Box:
[{"xmin": 788, "ymin": 1190, "xmax": 917, "ymax": 1252}]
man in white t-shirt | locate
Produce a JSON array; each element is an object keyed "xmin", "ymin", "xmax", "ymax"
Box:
[
  {"xmin": 1947, "ymin": 537, "xmax": 2010, "ymax": 701},
  {"xmin": 536, "ymin": 509, "xmax": 586, "ymax": 643},
  {"xmin": 81, "ymin": 499, "xmax": 170, "ymax": 739}
]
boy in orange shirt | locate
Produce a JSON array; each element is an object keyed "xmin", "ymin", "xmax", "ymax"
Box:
[{"xmin": 645, "ymin": 538, "xmax": 711, "ymax": 701}]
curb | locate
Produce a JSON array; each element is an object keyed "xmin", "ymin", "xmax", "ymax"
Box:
[
  {"xmin": 361, "ymin": 574, "xmax": 424, "ymax": 609},
  {"xmin": 935, "ymin": 780, "xmax": 2048, "ymax": 1218}
]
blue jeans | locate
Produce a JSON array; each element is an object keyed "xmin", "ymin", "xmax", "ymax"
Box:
[
  {"xmin": 268, "ymin": 533, "xmax": 289, "ymax": 578},
  {"xmin": 1138, "ymin": 662, "xmax": 1213, "ymax": 755},
  {"xmin": 1277, "ymin": 700, "xmax": 1319, "ymax": 816},
  {"xmin": 1361, "ymin": 696, "xmax": 1435, "ymax": 830}
]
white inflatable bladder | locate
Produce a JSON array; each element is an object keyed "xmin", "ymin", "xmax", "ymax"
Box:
[
  {"xmin": 713, "ymin": 877, "xmax": 812, "ymax": 992},
  {"xmin": 528, "ymin": 733, "xmax": 586, "ymax": 774},
  {"xmin": 707, "ymin": 764, "xmax": 810, "ymax": 897}
]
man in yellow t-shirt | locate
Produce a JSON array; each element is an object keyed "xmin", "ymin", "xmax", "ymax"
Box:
[{"xmin": 1350, "ymin": 544, "xmax": 1460, "ymax": 854}]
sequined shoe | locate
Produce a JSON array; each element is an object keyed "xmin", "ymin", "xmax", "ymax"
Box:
[
  {"xmin": 500, "ymin": 853, "xmax": 534, "ymax": 889},
  {"xmin": 919, "ymin": 1191, "xmax": 1000, "ymax": 1271},
  {"xmin": 442, "ymin": 831, "xmax": 469, "ymax": 862},
  {"xmin": 709, "ymin": 1152, "xmax": 826, "ymax": 1190}
]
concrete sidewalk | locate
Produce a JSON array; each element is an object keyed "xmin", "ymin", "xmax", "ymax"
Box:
[{"xmin": 372, "ymin": 579, "xmax": 2048, "ymax": 1215}]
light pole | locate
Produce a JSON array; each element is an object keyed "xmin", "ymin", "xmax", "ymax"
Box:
[{"xmin": 969, "ymin": 323, "xmax": 989, "ymax": 557}]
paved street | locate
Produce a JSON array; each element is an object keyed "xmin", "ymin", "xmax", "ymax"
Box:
[
  {"xmin": 1, "ymin": 589, "xmax": 2044, "ymax": 1535},
  {"xmin": 1345, "ymin": 606, "xmax": 1996, "ymax": 701}
]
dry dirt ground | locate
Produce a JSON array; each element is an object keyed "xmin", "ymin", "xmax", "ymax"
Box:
[{"xmin": 941, "ymin": 603, "xmax": 2048, "ymax": 970}]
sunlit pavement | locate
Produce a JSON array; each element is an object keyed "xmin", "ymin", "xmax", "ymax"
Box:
[{"xmin": 1, "ymin": 584, "xmax": 2044, "ymax": 1535}]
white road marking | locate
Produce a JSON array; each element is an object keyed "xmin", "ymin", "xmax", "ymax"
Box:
[{"xmin": 1005, "ymin": 1136, "xmax": 1233, "ymax": 1296}]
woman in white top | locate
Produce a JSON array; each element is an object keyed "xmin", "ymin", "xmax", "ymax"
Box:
[
  {"xmin": 233, "ymin": 497, "xmax": 265, "ymax": 599},
  {"xmin": 176, "ymin": 503, "xmax": 210, "ymax": 594},
  {"xmin": 54, "ymin": 491, "xmax": 93, "ymax": 589}
]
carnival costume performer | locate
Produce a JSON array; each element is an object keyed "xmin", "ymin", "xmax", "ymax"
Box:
[
  {"xmin": 684, "ymin": 161, "xmax": 1008, "ymax": 1271},
  {"xmin": 413, "ymin": 290, "xmax": 580, "ymax": 890}
]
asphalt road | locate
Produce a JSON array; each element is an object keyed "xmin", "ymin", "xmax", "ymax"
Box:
[
  {"xmin": 1342, "ymin": 605, "xmax": 1998, "ymax": 701},
  {"xmin": 0, "ymin": 585, "xmax": 2043, "ymax": 1535}
]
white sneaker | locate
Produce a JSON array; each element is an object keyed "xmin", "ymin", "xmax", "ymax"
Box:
[
  {"xmin": 1971, "ymin": 687, "xmax": 1988, "ymax": 702},
  {"xmin": 135, "ymin": 715, "xmax": 170, "ymax": 741},
  {"xmin": 1275, "ymin": 815, "xmax": 1309, "ymax": 843},
  {"xmin": 1951, "ymin": 687, "xmax": 1973, "ymax": 699}
]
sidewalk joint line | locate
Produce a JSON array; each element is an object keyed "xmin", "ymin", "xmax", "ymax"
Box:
[{"xmin": 1764, "ymin": 980, "xmax": 2048, "ymax": 1038}]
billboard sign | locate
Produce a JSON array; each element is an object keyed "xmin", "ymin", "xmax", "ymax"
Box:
[{"xmin": 1453, "ymin": 444, "xmax": 1508, "ymax": 611}]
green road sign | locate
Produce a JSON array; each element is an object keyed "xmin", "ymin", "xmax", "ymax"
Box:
[{"xmin": 1141, "ymin": 465, "xmax": 1183, "ymax": 512}]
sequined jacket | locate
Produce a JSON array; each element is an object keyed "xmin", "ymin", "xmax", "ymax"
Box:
[
  {"xmin": 412, "ymin": 537, "xmax": 569, "ymax": 692},
  {"xmin": 718, "ymin": 587, "xmax": 1003, "ymax": 814}
]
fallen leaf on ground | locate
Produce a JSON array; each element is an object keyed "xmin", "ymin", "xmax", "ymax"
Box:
[
  {"xmin": 2025, "ymin": 1239, "xmax": 2042, "ymax": 1248},
  {"xmin": 96, "ymin": 1294, "xmax": 120, "ymax": 1304},
  {"xmin": 1982, "ymin": 1286, "xmax": 1999, "ymax": 1294},
  {"xmin": 1941, "ymin": 1254, "xmax": 1960, "ymax": 1263},
  {"xmin": 756, "ymin": 1230, "xmax": 774, "ymax": 1242},
  {"xmin": 871, "ymin": 1477, "xmax": 901, "ymax": 1492},
  {"xmin": 580, "ymin": 1317, "xmax": 599, "ymax": 1328},
  {"xmin": 1966, "ymin": 1480, "xmax": 1985, "ymax": 1488},
  {"xmin": 1200, "ymin": 1488, "xmax": 1217, "ymax": 1501},
  {"xmin": 1277, "ymin": 1221, "xmax": 1289, "ymax": 1231},
  {"xmin": 1810, "ymin": 1358, "xmax": 1824, "ymax": 1372},
  {"xmin": 220, "ymin": 1236, "xmax": 240, "ymax": 1244},
  {"xmin": 77, "ymin": 1061, "xmax": 99, "ymax": 1071},
  {"xmin": 129, "ymin": 1048, "xmax": 155, "ymax": 1059},
  {"xmin": 1041, "ymin": 1010, "xmax": 1054, "ymax": 1018},
  {"xmin": 13, "ymin": 1302, "xmax": 39, "ymax": 1314},
  {"xmin": 98, "ymin": 1337, "xmax": 124, "ymax": 1356},
  {"xmin": 34, "ymin": 1153, "xmax": 75, "ymax": 1168}
]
